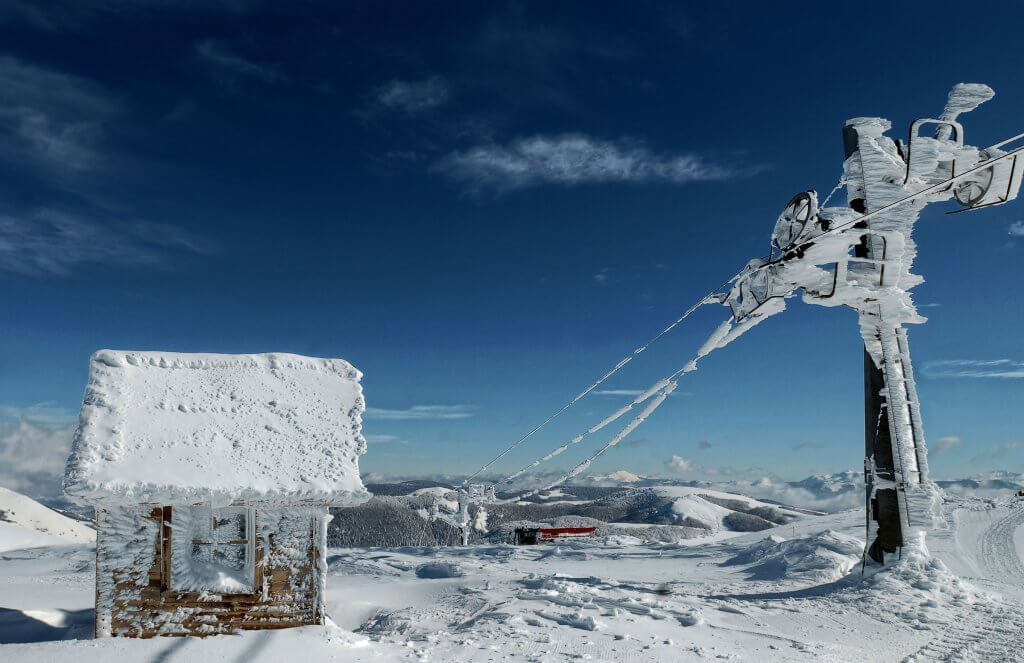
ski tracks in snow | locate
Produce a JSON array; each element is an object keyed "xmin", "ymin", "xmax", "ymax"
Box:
[
  {"xmin": 902, "ymin": 595, "xmax": 1024, "ymax": 663},
  {"xmin": 978, "ymin": 504, "xmax": 1024, "ymax": 581},
  {"xmin": 907, "ymin": 505, "xmax": 1024, "ymax": 662}
]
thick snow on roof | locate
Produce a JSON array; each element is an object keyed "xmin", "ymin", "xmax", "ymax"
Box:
[{"xmin": 64, "ymin": 350, "xmax": 371, "ymax": 508}]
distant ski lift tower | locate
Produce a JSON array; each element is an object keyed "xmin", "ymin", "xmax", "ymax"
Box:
[{"xmin": 722, "ymin": 83, "xmax": 1024, "ymax": 563}]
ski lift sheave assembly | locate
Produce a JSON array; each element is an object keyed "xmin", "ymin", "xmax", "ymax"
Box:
[
  {"xmin": 726, "ymin": 119, "xmax": 1024, "ymax": 328},
  {"xmin": 718, "ymin": 83, "xmax": 1024, "ymax": 564},
  {"xmin": 457, "ymin": 84, "xmax": 1022, "ymax": 566}
]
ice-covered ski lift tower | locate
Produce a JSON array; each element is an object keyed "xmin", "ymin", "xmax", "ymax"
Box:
[
  {"xmin": 451, "ymin": 84, "xmax": 1021, "ymax": 564},
  {"xmin": 721, "ymin": 83, "xmax": 1024, "ymax": 563},
  {"xmin": 63, "ymin": 350, "xmax": 370, "ymax": 637}
]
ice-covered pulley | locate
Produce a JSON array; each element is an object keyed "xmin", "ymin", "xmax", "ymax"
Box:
[
  {"xmin": 771, "ymin": 191, "xmax": 818, "ymax": 251},
  {"xmin": 953, "ymin": 166, "xmax": 994, "ymax": 206},
  {"xmin": 950, "ymin": 137, "xmax": 1024, "ymax": 212}
]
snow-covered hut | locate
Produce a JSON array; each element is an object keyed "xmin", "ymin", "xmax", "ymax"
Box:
[{"xmin": 63, "ymin": 350, "xmax": 370, "ymax": 638}]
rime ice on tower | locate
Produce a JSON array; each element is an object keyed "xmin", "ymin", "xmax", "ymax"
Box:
[
  {"xmin": 63, "ymin": 350, "xmax": 371, "ymax": 638},
  {"xmin": 717, "ymin": 83, "xmax": 1024, "ymax": 563}
]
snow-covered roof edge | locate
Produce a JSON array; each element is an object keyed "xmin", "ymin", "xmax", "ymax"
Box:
[{"xmin": 63, "ymin": 350, "xmax": 372, "ymax": 508}]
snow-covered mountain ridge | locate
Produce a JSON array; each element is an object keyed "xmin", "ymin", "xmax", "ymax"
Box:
[
  {"xmin": 0, "ymin": 487, "xmax": 95, "ymax": 553},
  {"xmin": 330, "ymin": 484, "xmax": 809, "ymax": 547}
]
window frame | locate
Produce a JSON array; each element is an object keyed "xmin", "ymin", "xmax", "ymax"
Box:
[{"xmin": 161, "ymin": 505, "xmax": 257, "ymax": 595}]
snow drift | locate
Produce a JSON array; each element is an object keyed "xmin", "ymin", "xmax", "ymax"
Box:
[{"xmin": 725, "ymin": 530, "xmax": 864, "ymax": 582}]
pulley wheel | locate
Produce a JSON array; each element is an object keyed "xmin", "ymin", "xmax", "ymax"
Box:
[{"xmin": 954, "ymin": 166, "xmax": 993, "ymax": 207}]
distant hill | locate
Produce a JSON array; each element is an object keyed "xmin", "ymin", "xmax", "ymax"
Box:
[
  {"xmin": 329, "ymin": 484, "xmax": 807, "ymax": 547},
  {"xmin": 0, "ymin": 487, "xmax": 95, "ymax": 552}
]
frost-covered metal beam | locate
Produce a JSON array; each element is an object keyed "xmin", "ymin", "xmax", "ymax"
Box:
[{"xmin": 717, "ymin": 83, "xmax": 1021, "ymax": 565}]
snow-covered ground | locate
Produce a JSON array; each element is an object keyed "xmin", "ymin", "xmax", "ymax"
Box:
[
  {"xmin": 2, "ymin": 489, "xmax": 1023, "ymax": 661},
  {"xmin": 0, "ymin": 487, "xmax": 94, "ymax": 552}
]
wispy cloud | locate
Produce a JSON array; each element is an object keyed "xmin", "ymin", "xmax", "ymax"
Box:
[
  {"xmin": 434, "ymin": 134, "xmax": 749, "ymax": 192},
  {"xmin": 664, "ymin": 454, "xmax": 693, "ymax": 473},
  {"xmin": 374, "ymin": 76, "xmax": 450, "ymax": 114},
  {"xmin": 0, "ymin": 209, "xmax": 216, "ymax": 276},
  {"xmin": 365, "ymin": 434, "xmax": 407, "ymax": 444},
  {"xmin": 0, "ymin": 56, "xmax": 218, "ymax": 277},
  {"xmin": 0, "ymin": 1, "xmax": 257, "ymax": 32},
  {"xmin": 971, "ymin": 441, "xmax": 1024, "ymax": 463},
  {"xmin": 1009, "ymin": 221, "xmax": 1024, "ymax": 237},
  {"xmin": 365, "ymin": 405, "xmax": 475, "ymax": 421},
  {"xmin": 932, "ymin": 436, "xmax": 961, "ymax": 456},
  {"xmin": 0, "ymin": 56, "xmax": 117, "ymax": 176},
  {"xmin": 924, "ymin": 359, "xmax": 1024, "ymax": 379},
  {"xmin": 195, "ymin": 39, "xmax": 285, "ymax": 86}
]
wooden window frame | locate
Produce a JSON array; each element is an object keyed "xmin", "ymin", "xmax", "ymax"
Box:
[{"xmin": 158, "ymin": 505, "xmax": 258, "ymax": 595}]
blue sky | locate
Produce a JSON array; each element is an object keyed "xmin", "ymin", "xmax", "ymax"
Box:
[{"xmin": 1, "ymin": 1, "xmax": 1023, "ymax": 496}]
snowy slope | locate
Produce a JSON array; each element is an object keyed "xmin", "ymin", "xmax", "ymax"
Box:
[
  {"xmin": 3, "ymin": 486, "xmax": 1024, "ymax": 660},
  {"xmin": 330, "ymin": 485, "xmax": 805, "ymax": 547},
  {"xmin": 0, "ymin": 487, "xmax": 94, "ymax": 551}
]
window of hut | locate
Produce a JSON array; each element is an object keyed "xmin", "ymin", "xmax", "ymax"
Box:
[{"xmin": 170, "ymin": 506, "xmax": 254, "ymax": 593}]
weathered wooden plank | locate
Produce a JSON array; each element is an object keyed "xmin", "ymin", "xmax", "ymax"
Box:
[{"xmin": 104, "ymin": 506, "xmax": 326, "ymax": 637}]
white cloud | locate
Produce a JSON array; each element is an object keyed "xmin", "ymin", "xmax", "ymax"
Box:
[
  {"xmin": 932, "ymin": 436, "xmax": 961, "ymax": 456},
  {"xmin": 374, "ymin": 76, "xmax": 450, "ymax": 113},
  {"xmin": 1009, "ymin": 221, "xmax": 1024, "ymax": 237},
  {"xmin": 195, "ymin": 39, "xmax": 285, "ymax": 85},
  {"xmin": 434, "ymin": 134, "xmax": 745, "ymax": 192},
  {"xmin": 664, "ymin": 454, "xmax": 692, "ymax": 473},
  {"xmin": 0, "ymin": 209, "xmax": 216, "ymax": 276},
  {"xmin": 365, "ymin": 434, "xmax": 404, "ymax": 444},
  {"xmin": 365, "ymin": 405, "xmax": 475, "ymax": 421},
  {"xmin": 0, "ymin": 57, "xmax": 217, "ymax": 277},
  {"xmin": 0, "ymin": 415, "xmax": 76, "ymax": 499},
  {"xmin": 0, "ymin": 56, "xmax": 117, "ymax": 175},
  {"xmin": 733, "ymin": 476, "xmax": 861, "ymax": 513},
  {"xmin": 0, "ymin": 403, "xmax": 77, "ymax": 428},
  {"xmin": 924, "ymin": 359, "xmax": 1024, "ymax": 379}
]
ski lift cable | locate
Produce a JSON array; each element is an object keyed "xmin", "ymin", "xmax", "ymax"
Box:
[
  {"xmin": 499, "ymin": 380, "xmax": 679, "ymax": 504},
  {"xmin": 818, "ymin": 176, "xmax": 847, "ymax": 209},
  {"xmin": 804, "ymin": 145, "xmax": 1024, "ymax": 249},
  {"xmin": 495, "ymin": 376, "xmax": 675, "ymax": 486},
  {"xmin": 460, "ymin": 286, "xmax": 726, "ymax": 486},
  {"xmin": 471, "ymin": 143, "xmax": 1024, "ymax": 500},
  {"xmin": 771, "ymin": 178, "xmax": 846, "ymax": 261},
  {"xmin": 467, "ymin": 173, "xmax": 851, "ymax": 490},
  {"xmin": 481, "ymin": 170, "xmax": 856, "ymax": 492},
  {"xmin": 498, "ymin": 311, "xmax": 757, "ymax": 502},
  {"xmin": 467, "ymin": 149, "xmax": 1005, "ymax": 492}
]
